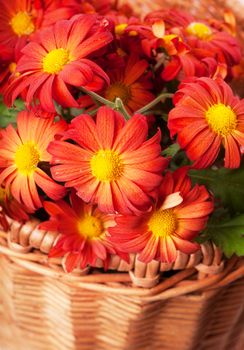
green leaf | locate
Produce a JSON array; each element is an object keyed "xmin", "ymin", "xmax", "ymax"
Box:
[
  {"xmin": 205, "ymin": 215, "xmax": 244, "ymax": 257},
  {"xmin": 0, "ymin": 98, "xmax": 25, "ymax": 128},
  {"xmin": 162, "ymin": 143, "xmax": 180, "ymax": 158},
  {"xmin": 190, "ymin": 167, "xmax": 244, "ymax": 214}
]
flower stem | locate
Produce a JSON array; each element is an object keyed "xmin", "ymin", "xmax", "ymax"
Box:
[
  {"xmin": 114, "ymin": 98, "xmax": 131, "ymax": 121},
  {"xmin": 136, "ymin": 93, "xmax": 173, "ymax": 114},
  {"xmin": 80, "ymin": 88, "xmax": 114, "ymax": 108}
]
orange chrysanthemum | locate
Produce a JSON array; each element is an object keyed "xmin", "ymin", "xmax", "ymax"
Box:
[
  {"xmin": 40, "ymin": 192, "xmax": 119, "ymax": 272},
  {"xmin": 0, "ymin": 0, "xmax": 76, "ymax": 53},
  {"xmin": 0, "ymin": 109, "xmax": 67, "ymax": 211},
  {"xmin": 48, "ymin": 106, "xmax": 168, "ymax": 214},
  {"xmin": 168, "ymin": 77, "xmax": 244, "ymax": 168},
  {"xmin": 109, "ymin": 168, "xmax": 213, "ymax": 263},
  {"xmin": 5, "ymin": 14, "xmax": 113, "ymax": 112}
]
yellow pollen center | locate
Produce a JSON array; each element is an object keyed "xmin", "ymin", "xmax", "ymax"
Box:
[
  {"xmin": 10, "ymin": 11, "xmax": 35, "ymax": 37},
  {"xmin": 163, "ymin": 34, "xmax": 179, "ymax": 44},
  {"xmin": 128, "ymin": 30, "xmax": 138, "ymax": 37},
  {"xmin": 43, "ymin": 48, "xmax": 70, "ymax": 74},
  {"xmin": 15, "ymin": 143, "xmax": 40, "ymax": 175},
  {"xmin": 77, "ymin": 215, "xmax": 103, "ymax": 239},
  {"xmin": 105, "ymin": 83, "xmax": 131, "ymax": 105},
  {"xmin": 90, "ymin": 150, "xmax": 123, "ymax": 182},
  {"xmin": 205, "ymin": 103, "xmax": 237, "ymax": 136},
  {"xmin": 115, "ymin": 23, "xmax": 128, "ymax": 35},
  {"xmin": 186, "ymin": 22, "xmax": 212, "ymax": 40},
  {"xmin": 148, "ymin": 209, "xmax": 177, "ymax": 238},
  {"xmin": 9, "ymin": 62, "xmax": 17, "ymax": 74}
]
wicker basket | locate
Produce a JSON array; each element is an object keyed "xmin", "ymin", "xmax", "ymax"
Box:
[
  {"xmin": 0, "ymin": 218, "xmax": 244, "ymax": 350},
  {"xmin": 1, "ymin": 1, "xmax": 244, "ymax": 349}
]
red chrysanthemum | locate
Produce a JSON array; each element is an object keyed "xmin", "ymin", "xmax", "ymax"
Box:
[
  {"xmin": 149, "ymin": 21, "xmax": 226, "ymax": 81},
  {"xmin": 79, "ymin": 54, "xmax": 155, "ymax": 114},
  {"xmin": 109, "ymin": 168, "xmax": 213, "ymax": 263},
  {"xmin": 183, "ymin": 20, "xmax": 241, "ymax": 66},
  {"xmin": 0, "ymin": 0, "xmax": 76, "ymax": 54},
  {"xmin": 168, "ymin": 77, "xmax": 244, "ymax": 168},
  {"xmin": 0, "ymin": 109, "xmax": 67, "ymax": 211},
  {"xmin": 40, "ymin": 191, "xmax": 118, "ymax": 272},
  {"xmin": 146, "ymin": 9, "xmax": 241, "ymax": 67},
  {"xmin": 4, "ymin": 14, "xmax": 113, "ymax": 112},
  {"xmin": 48, "ymin": 106, "xmax": 168, "ymax": 214}
]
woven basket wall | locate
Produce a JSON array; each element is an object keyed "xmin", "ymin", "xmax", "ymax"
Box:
[
  {"xmin": 0, "ymin": 219, "xmax": 244, "ymax": 350},
  {"xmin": 0, "ymin": 254, "xmax": 243, "ymax": 350},
  {"xmin": 1, "ymin": 1, "xmax": 244, "ymax": 350}
]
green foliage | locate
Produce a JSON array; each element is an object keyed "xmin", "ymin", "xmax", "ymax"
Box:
[
  {"xmin": 190, "ymin": 167, "xmax": 244, "ymax": 214},
  {"xmin": 203, "ymin": 214, "xmax": 244, "ymax": 257},
  {"xmin": 162, "ymin": 143, "xmax": 180, "ymax": 158},
  {"xmin": 0, "ymin": 98, "xmax": 25, "ymax": 128}
]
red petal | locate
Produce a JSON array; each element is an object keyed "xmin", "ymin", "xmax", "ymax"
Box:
[
  {"xmin": 172, "ymin": 236, "xmax": 199, "ymax": 254},
  {"xmin": 176, "ymin": 202, "xmax": 213, "ymax": 219},
  {"xmin": 139, "ymin": 234, "xmax": 159, "ymax": 263},
  {"xmin": 69, "ymin": 114, "xmax": 102, "ymax": 151},
  {"xmin": 162, "ymin": 237, "xmax": 177, "ymax": 263},
  {"xmin": 224, "ymin": 134, "xmax": 241, "ymax": 168},
  {"xmin": 53, "ymin": 76, "xmax": 79, "ymax": 108},
  {"xmin": 39, "ymin": 75, "xmax": 55, "ymax": 112},
  {"xmin": 96, "ymin": 106, "xmax": 125, "ymax": 149},
  {"xmin": 65, "ymin": 253, "xmax": 81, "ymax": 272},
  {"xmin": 34, "ymin": 168, "xmax": 66, "ymax": 200},
  {"xmin": 113, "ymin": 114, "xmax": 148, "ymax": 153}
]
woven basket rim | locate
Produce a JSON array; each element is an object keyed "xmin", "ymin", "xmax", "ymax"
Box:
[{"xmin": 0, "ymin": 219, "xmax": 243, "ymax": 298}]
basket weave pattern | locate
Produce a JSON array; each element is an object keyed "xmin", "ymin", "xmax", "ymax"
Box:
[
  {"xmin": 1, "ymin": 1, "xmax": 244, "ymax": 349},
  {"xmin": 0, "ymin": 253, "xmax": 243, "ymax": 350},
  {"xmin": 0, "ymin": 220, "xmax": 244, "ymax": 350}
]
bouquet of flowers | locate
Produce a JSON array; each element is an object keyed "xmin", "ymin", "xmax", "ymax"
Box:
[{"xmin": 0, "ymin": 0, "xmax": 243, "ymax": 275}]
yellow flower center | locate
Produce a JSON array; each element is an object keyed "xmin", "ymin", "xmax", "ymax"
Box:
[
  {"xmin": 105, "ymin": 83, "xmax": 131, "ymax": 105},
  {"xmin": 163, "ymin": 34, "xmax": 179, "ymax": 44},
  {"xmin": 205, "ymin": 103, "xmax": 237, "ymax": 136},
  {"xmin": 115, "ymin": 23, "xmax": 128, "ymax": 35},
  {"xmin": 90, "ymin": 150, "xmax": 123, "ymax": 182},
  {"xmin": 186, "ymin": 22, "xmax": 212, "ymax": 40},
  {"xmin": 43, "ymin": 48, "xmax": 70, "ymax": 74},
  {"xmin": 148, "ymin": 209, "xmax": 177, "ymax": 238},
  {"xmin": 77, "ymin": 215, "xmax": 103, "ymax": 239},
  {"xmin": 9, "ymin": 62, "xmax": 17, "ymax": 74},
  {"xmin": 10, "ymin": 11, "xmax": 35, "ymax": 37},
  {"xmin": 15, "ymin": 143, "xmax": 40, "ymax": 175}
]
